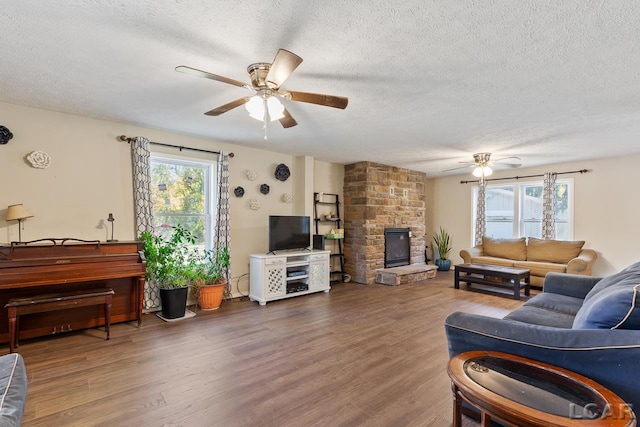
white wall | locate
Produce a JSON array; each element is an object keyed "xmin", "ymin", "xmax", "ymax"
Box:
[
  {"xmin": 426, "ymin": 155, "xmax": 640, "ymax": 277},
  {"xmin": 0, "ymin": 101, "xmax": 344, "ymax": 296}
]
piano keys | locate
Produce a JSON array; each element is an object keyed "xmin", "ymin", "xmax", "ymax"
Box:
[{"xmin": 0, "ymin": 239, "xmax": 146, "ymax": 345}]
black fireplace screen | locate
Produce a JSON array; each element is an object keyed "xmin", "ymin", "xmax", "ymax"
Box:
[{"xmin": 384, "ymin": 228, "xmax": 411, "ymax": 268}]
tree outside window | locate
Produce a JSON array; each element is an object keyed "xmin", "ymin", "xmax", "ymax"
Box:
[{"xmin": 150, "ymin": 156, "xmax": 215, "ymax": 250}]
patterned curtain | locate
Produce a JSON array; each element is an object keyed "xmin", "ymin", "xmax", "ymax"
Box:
[
  {"xmin": 475, "ymin": 176, "xmax": 487, "ymax": 246},
  {"xmin": 542, "ymin": 172, "xmax": 557, "ymax": 240},
  {"xmin": 214, "ymin": 152, "xmax": 232, "ymax": 299},
  {"xmin": 130, "ymin": 136, "xmax": 159, "ymax": 310}
]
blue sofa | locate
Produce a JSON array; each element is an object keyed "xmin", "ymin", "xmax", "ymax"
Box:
[
  {"xmin": 445, "ymin": 262, "xmax": 640, "ymax": 412},
  {"xmin": 0, "ymin": 353, "xmax": 27, "ymax": 426}
]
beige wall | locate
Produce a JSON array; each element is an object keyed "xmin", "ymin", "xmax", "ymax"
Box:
[
  {"xmin": 426, "ymin": 155, "xmax": 640, "ymax": 277},
  {"xmin": 0, "ymin": 101, "xmax": 344, "ymax": 296}
]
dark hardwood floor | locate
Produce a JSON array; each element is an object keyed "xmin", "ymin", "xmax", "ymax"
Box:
[{"xmin": 12, "ymin": 270, "xmax": 532, "ymax": 427}]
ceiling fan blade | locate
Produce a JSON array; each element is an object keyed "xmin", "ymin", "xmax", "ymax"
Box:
[
  {"xmin": 502, "ymin": 162, "xmax": 522, "ymax": 168},
  {"xmin": 266, "ymin": 49, "xmax": 303, "ymax": 88},
  {"xmin": 204, "ymin": 97, "xmax": 249, "ymax": 116},
  {"xmin": 494, "ymin": 156, "xmax": 521, "ymax": 163},
  {"xmin": 279, "ymin": 108, "xmax": 298, "ymax": 128},
  {"xmin": 443, "ymin": 165, "xmax": 473, "ymax": 173},
  {"xmin": 176, "ymin": 66, "xmax": 251, "ymax": 90},
  {"xmin": 287, "ymin": 90, "xmax": 349, "ymax": 109}
]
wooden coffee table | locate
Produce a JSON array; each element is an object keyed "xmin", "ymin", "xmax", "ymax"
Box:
[
  {"xmin": 448, "ymin": 351, "xmax": 636, "ymax": 427},
  {"xmin": 455, "ymin": 263, "xmax": 530, "ymax": 300}
]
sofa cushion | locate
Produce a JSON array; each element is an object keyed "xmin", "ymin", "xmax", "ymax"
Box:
[
  {"xmin": 469, "ymin": 256, "xmax": 515, "ymax": 268},
  {"xmin": 573, "ymin": 284, "xmax": 640, "ymax": 329},
  {"xmin": 482, "ymin": 237, "xmax": 527, "ymax": 261},
  {"xmin": 526, "ymin": 238, "xmax": 585, "ymax": 264},
  {"xmin": 513, "ymin": 261, "xmax": 566, "ymax": 277},
  {"xmin": 0, "ymin": 353, "xmax": 27, "ymax": 426},
  {"xmin": 524, "ymin": 293, "xmax": 584, "ymax": 316},
  {"xmin": 583, "ymin": 261, "xmax": 640, "ymax": 302},
  {"xmin": 504, "ymin": 305, "xmax": 575, "ymax": 328}
]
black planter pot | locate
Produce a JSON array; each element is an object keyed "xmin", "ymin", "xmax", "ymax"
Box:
[
  {"xmin": 435, "ymin": 258, "xmax": 452, "ymax": 271},
  {"xmin": 159, "ymin": 287, "xmax": 188, "ymax": 319}
]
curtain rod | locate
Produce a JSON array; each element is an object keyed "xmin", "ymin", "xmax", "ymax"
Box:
[
  {"xmin": 459, "ymin": 169, "xmax": 590, "ymax": 184},
  {"xmin": 119, "ymin": 135, "xmax": 234, "ymax": 157}
]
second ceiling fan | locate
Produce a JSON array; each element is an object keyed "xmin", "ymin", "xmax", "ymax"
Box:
[
  {"xmin": 176, "ymin": 49, "xmax": 348, "ymax": 130},
  {"xmin": 444, "ymin": 153, "xmax": 522, "ymax": 177}
]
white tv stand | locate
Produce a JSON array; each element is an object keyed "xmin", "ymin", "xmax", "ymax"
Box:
[{"xmin": 249, "ymin": 250, "xmax": 331, "ymax": 306}]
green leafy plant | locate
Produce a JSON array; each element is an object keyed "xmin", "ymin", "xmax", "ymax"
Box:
[
  {"xmin": 433, "ymin": 227, "xmax": 452, "ymax": 260},
  {"xmin": 190, "ymin": 247, "xmax": 231, "ymax": 303},
  {"xmin": 139, "ymin": 224, "xmax": 196, "ymax": 289}
]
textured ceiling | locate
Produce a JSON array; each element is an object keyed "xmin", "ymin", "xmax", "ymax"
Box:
[{"xmin": 2, "ymin": 1, "xmax": 640, "ymax": 176}]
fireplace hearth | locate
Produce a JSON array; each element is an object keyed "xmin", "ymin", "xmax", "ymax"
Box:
[{"xmin": 385, "ymin": 228, "xmax": 411, "ymax": 268}]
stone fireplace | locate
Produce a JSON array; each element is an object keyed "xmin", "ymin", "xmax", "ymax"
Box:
[{"xmin": 343, "ymin": 161, "xmax": 426, "ymax": 284}]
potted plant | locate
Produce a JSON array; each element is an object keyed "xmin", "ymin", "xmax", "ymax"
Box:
[
  {"xmin": 191, "ymin": 247, "xmax": 230, "ymax": 310},
  {"xmin": 140, "ymin": 224, "xmax": 195, "ymax": 319},
  {"xmin": 433, "ymin": 226, "xmax": 452, "ymax": 271}
]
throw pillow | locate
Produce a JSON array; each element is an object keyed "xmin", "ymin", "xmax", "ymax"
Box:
[
  {"xmin": 583, "ymin": 261, "xmax": 640, "ymax": 302},
  {"xmin": 573, "ymin": 284, "xmax": 640, "ymax": 329},
  {"xmin": 482, "ymin": 236, "xmax": 527, "ymax": 261},
  {"xmin": 527, "ymin": 238, "xmax": 584, "ymax": 264}
]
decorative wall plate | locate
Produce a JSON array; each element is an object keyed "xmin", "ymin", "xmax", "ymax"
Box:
[
  {"xmin": 282, "ymin": 193, "xmax": 292, "ymax": 203},
  {"xmin": 260, "ymin": 183, "xmax": 270, "ymax": 195},
  {"xmin": 249, "ymin": 199, "xmax": 261, "ymax": 210},
  {"xmin": 246, "ymin": 169, "xmax": 257, "ymax": 181},
  {"xmin": 275, "ymin": 163, "xmax": 290, "ymax": 181},
  {"xmin": 27, "ymin": 150, "xmax": 51, "ymax": 169},
  {"xmin": 0, "ymin": 126, "xmax": 13, "ymax": 145},
  {"xmin": 234, "ymin": 186, "xmax": 245, "ymax": 197}
]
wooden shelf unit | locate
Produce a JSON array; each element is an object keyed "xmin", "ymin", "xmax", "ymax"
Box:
[{"xmin": 313, "ymin": 192, "xmax": 346, "ymax": 282}]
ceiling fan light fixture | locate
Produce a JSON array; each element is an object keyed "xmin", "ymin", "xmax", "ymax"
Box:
[
  {"xmin": 266, "ymin": 96, "xmax": 285, "ymax": 120},
  {"xmin": 245, "ymin": 95, "xmax": 284, "ymax": 122},
  {"xmin": 473, "ymin": 166, "xmax": 493, "ymax": 177},
  {"xmin": 245, "ymin": 95, "xmax": 265, "ymax": 120}
]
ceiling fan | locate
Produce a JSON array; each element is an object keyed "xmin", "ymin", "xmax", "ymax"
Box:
[
  {"xmin": 444, "ymin": 153, "xmax": 522, "ymax": 177},
  {"xmin": 176, "ymin": 49, "xmax": 348, "ymax": 134}
]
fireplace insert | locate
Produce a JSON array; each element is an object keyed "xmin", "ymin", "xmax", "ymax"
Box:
[{"xmin": 384, "ymin": 228, "xmax": 410, "ymax": 268}]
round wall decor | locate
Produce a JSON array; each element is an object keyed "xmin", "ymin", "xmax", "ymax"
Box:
[
  {"xmin": 234, "ymin": 186, "xmax": 245, "ymax": 197},
  {"xmin": 282, "ymin": 193, "xmax": 292, "ymax": 203},
  {"xmin": 27, "ymin": 151, "xmax": 51, "ymax": 169},
  {"xmin": 246, "ymin": 169, "xmax": 258, "ymax": 181},
  {"xmin": 274, "ymin": 163, "xmax": 290, "ymax": 181},
  {"xmin": 249, "ymin": 199, "xmax": 261, "ymax": 210},
  {"xmin": 0, "ymin": 126, "xmax": 13, "ymax": 145},
  {"xmin": 260, "ymin": 183, "xmax": 270, "ymax": 195}
]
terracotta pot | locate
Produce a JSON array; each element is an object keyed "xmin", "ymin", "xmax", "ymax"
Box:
[{"xmin": 198, "ymin": 280, "xmax": 226, "ymax": 310}]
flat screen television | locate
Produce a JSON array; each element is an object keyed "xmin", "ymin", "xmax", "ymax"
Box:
[{"xmin": 268, "ymin": 215, "xmax": 311, "ymax": 252}]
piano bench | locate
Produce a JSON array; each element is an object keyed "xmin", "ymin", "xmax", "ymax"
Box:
[{"xmin": 5, "ymin": 288, "xmax": 115, "ymax": 353}]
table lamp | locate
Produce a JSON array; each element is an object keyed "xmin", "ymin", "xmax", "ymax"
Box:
[
  {"xmin": 107, "ymin": 213, "xmax": 118, "ymax": 242},
  {"xmin": 6, "ymin": 204, "xmax": 34, "ymax": 243}
]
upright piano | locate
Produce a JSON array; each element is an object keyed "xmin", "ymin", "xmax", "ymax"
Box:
[{"xmin": 0, "ymin": 239, "xmax": 146, "ymax": 345}]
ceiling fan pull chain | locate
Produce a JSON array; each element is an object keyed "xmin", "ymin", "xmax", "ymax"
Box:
[{"xmin": 263, "ymin": 98, "xmax": 269, "ymax": 140}]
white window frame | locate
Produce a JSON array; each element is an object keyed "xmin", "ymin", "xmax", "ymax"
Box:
[
  {"xmin": 472, "ymin": 178, "xmax": 574, "ymax": 244},
  {"xmin": 150, "ymin": 153, "xmax": 217, "ymax": 250}
]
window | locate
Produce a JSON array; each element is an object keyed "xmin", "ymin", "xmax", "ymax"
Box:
[
  {"xmin": 473, "ymin": 179, "xmax": 573, "ymax": 241},
  {"xmin": 150, "ymin": 155, "xmax": 216, "ymax": 250}
]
